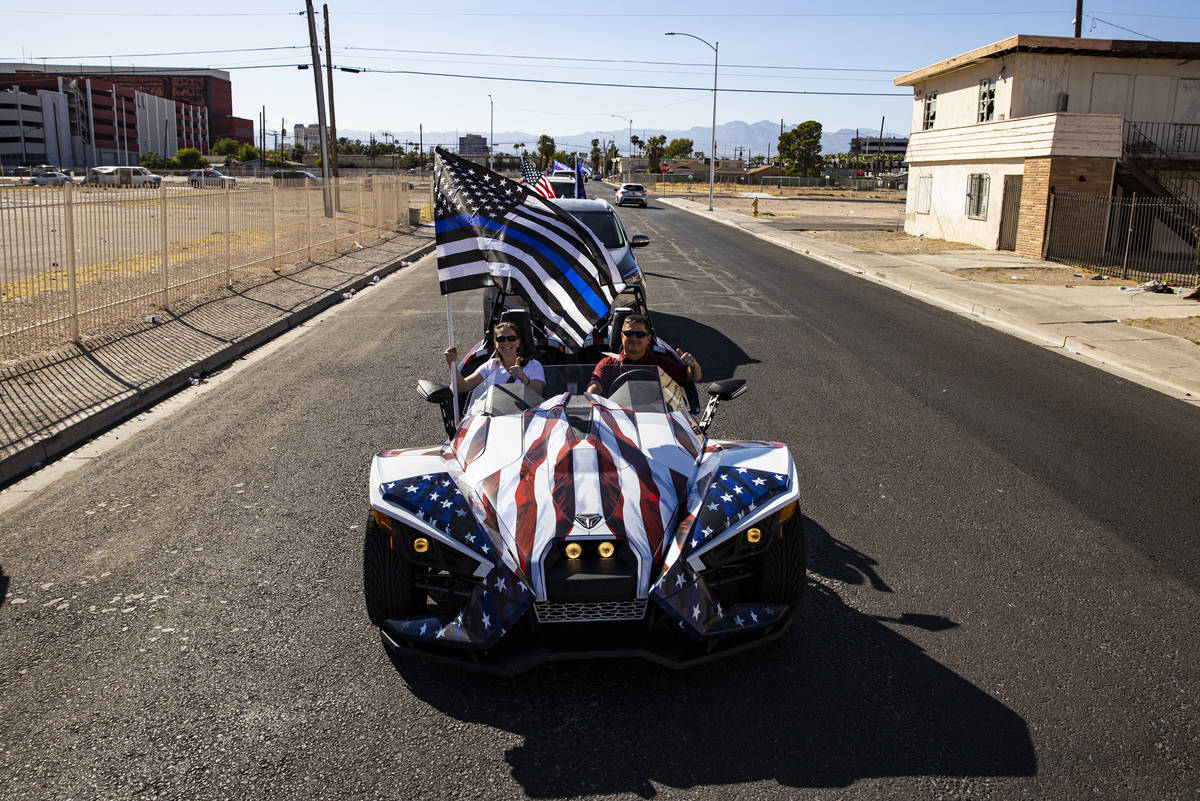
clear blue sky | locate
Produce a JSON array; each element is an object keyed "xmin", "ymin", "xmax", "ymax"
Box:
[{"xmin": 2, "ymin": 1, "xmax": 1198, "ymax": 152}]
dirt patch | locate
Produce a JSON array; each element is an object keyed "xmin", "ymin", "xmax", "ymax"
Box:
[
  {"xmin": 806, "ymin": 229, "xmax": 978, "ymax": 255},
  {"xmin": 1122, "ymin": 316, "xmax": 1200, "ymax": 345},
  {"xmin": 947, "ymin": 266, "xmax": 1140, "ymax": 287}
]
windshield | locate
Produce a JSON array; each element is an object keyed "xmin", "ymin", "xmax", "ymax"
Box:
[
  {"xmin": 548, "ymin": 178, "xmax": 576, "ymax": 198},
  {"xmin": 463, "ymin": 364, "xmax": 690, "ymax": 417},
  {"xmin": 568, "ymin": 210, "xmax": 626, "ymax": 248}
]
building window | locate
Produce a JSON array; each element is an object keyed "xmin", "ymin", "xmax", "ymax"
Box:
[
  {"xmin": 922, "ymin": 92, "xmax": 937, "ymax": 130},
  {"xmin": 966, "ymin": 173, "xmax": 990, "ymax": 219},
  {"xmin": 978, "ymin": 79, "xmax": 996, "ymax": 123},
  {"xmin": 916, "ymin": 176, "xmax": 932, "ymax": 214}
]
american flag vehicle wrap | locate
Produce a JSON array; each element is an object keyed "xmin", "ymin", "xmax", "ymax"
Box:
[{"xmin": 366, "ymin": 375, "xmax": 803, "ymax": 670}]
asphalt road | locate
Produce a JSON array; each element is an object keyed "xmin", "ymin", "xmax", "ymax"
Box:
[{"xmin": 0, "ymin": 197, "xmax": 1197, "ymax": 800}]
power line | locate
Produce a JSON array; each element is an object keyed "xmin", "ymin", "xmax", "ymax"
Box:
[
  {"xmin": 346, "ymin": 46, "xmax": 905, "ymax": 73},
  {"xmin": 38, "ymin": 46, "xmax": 306, "ymax": 60},
  {"xmin": 351, "ymin": 66, "xmax": 908, "ymax": 96}
]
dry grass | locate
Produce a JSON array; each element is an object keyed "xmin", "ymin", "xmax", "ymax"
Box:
[
  {"xmin": 807, "ymin": 229, "xmax": 975, "ymax": 255},
  {"xmin": 1122, "ymin": 316, "xmax": 1200, "ymax": 345},
  {"xmin": 947, "ymin": 266, "xmax": 1139, "ymax": 287}
]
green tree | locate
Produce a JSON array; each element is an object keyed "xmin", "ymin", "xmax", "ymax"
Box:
[
  {"xmin": 644, "ymin": 135, "xmax": 667, "ymax": 173},
  {"xmin": 140, "ymin": 152, "xmax": 167, "ymax": 169},
  {"xmin": 590, "ymin": 138, "xmax": 602, "ymax": 174},
  {"xmin": 175, "ymin": 148, "xmax": 206, "ymax": 170},
  {"xmin": 236, "ymin": 144, "xmax": 260, "ymax": 163},
  {"xmin": 777, "ymin": 121, "xmax": 823, "ymax": 176},
  {"xmin": 536, "ymin": 134, "xmax": 556, "ymax": 171},
  {"xmin": 211, "ymin": 137, "xmax": 240, "ymax": 156},
  {"xmin": 664, "ymin": 137, "xmax": 694, "ymax": 159},
  {"xmin": 289, "ymin": 143, "xmax": 307, "ymax": 162},
  {"xmin": 629, "ymin": 134, "xmax": 642, "ymax": 155}
]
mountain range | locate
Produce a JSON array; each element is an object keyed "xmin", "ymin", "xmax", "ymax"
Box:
[{"xmin": 334, "ymin": 120, "xmax": 908, "ymax": 158}]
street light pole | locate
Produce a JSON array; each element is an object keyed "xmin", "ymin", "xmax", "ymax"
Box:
[
  {"xmin": 611, "ymin": 114, "xmax": 631, "ymax": 181},
  {"xmin": 665, "ymin": 31, "xmax": 717, "ymax": 211},
  {"xmin": 488, "ymin": 94, "xmax": 494, "ymax": 172}
]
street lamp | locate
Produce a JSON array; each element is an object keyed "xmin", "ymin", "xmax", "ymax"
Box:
[
  {"xmin": 665, "ymin": 31, "xmax": 717, "ymax": 211},
  {"xmin": 611, "ymin": 114, "xmax": 632, "ymax": 179},
  {"xmin": 488, "ymin": 94, "xmax": 494, "ymax": 172}
]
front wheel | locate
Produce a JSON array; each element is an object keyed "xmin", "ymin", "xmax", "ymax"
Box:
[
  {"xmin": 758, "ymin": 513, "xmax": 806, "ymax": 611},
  {"xmin": 363, "ymin": 513, "xmax": 418, "ymax": 627}
]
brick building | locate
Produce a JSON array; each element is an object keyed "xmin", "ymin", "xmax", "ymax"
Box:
[
  {"xmin": 894, "ymin": 36, "xmax": 1200, "ymax": 256},
  {"xmin": 0, "ymin": 63, "xmax": 254, "ymax": 168}
]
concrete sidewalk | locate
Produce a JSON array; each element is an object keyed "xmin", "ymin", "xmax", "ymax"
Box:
[
  {"xmin": 659, "ymin": 196, "xmax": 1200, "ymax": 408},
  {"xmin": 0, "ymin": 229, "xmax": 435, "ymax": 486}
]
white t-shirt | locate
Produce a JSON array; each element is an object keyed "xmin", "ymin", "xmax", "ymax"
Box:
[{"xmin": 475, "ymin": 358, "xmax": 545, "ymax": 388}]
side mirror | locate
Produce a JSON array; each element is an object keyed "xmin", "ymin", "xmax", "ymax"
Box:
[
  {"xmin": 698, "ymin": 379, "xmax": 746, "ymax": 431},
  {"xmin": 630, "ymin": 234, "xmax": 650, "ymax": 248},
  {"xmin": 706, "ymin": 379, "xmax": 746, "ymax": 401},
  {"xmin": 417, "ymin": 380, "xmax": 452, "ymax": 404},
  {"xmin": 418, "ymin": 380, "xmax": 457, "ymax": 438}
]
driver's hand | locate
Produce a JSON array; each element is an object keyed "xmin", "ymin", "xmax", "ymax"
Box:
[
  {"xmin": 444, "ymin": 347, "xmax": 458, "ymax": 365},
  {"xmin": 509, "ymin": 364, "xmax": 527, "ymax": 384}
]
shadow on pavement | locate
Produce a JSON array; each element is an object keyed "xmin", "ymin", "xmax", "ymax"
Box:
[
  {"xmin": 649, "ymin": 310, "xmax": 761, "ymax": 380},
  {"xmin": 388, "ymin": 516, "xmax": 1035, "ymax": 796},
  {"xmin": 0, "ymin": 565, "xmax": 7, "ymax": 609}
]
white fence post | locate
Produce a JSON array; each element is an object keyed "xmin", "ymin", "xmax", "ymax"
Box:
[
  {"xmin": 306, "ymin": 180, "xmax": 312, "ymax": 261},
  {"xmin": 160, "ymin": 182, "xmax": 169, "ymax": 308},
  {"xmin": 224, "ymin": 181, "xmax": 232, "ymax": 287},
  {"xmin": 63, "ymin": 184, "xmax": 80, "ymax": 341},
  {"xmin": 271, "ymin": 180, "xmax": 278, "ymax": 267}
]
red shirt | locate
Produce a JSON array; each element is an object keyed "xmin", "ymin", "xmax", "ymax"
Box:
[{"xmin": 590, "ymin": 351, "xmax": 687, "ymax": 392}]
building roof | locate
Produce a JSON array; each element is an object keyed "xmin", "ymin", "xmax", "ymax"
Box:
[
  {"xmin": 0, "ymin": 62, "xmax": 231, "ymax": 81},
  {"xmin": 894, "ymin": 35, "xmax": 1200, "ymax": 86}
]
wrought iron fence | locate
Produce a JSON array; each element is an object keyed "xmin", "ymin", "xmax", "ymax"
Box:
[
  {"xmin": 0, "ymin": 176, "xmax": 426, "ymax": 359},
  {"xmin": 1125, "ymin": 120, "xmax": 1200, "ymax": 157},
  {"xmin": 1044, "ymin": 191, "xmax": 1200, "ymax": 286}
]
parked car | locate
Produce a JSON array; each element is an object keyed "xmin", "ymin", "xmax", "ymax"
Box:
[
  {"xmin": 84, "ymin": 166, "xmax": 162, "ymax": 187},
  {"xmin": 29, "ymin": 169, "xmax": 73, "ymax": 187},
  {"xmin": 546, "ymin": 172, "xmax": 578, "ymax": 199},
  {"xmin": 271, "ymin": 169, "xmax": 320, "ymax": 184},
  {"xmin": 615, "ymin": 183, "xmax": 648, "ymax": 207},
  {"xmin": 188, "ymin": 168, "xmax": 236, "ymax": 187}
]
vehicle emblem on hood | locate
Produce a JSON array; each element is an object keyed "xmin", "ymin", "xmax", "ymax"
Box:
[{"xmin": 574, "ymin": 514, "xmax": 603, "ymax": 529}]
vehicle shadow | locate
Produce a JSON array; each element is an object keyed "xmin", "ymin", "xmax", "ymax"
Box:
[
  {"xmin": 648, "ymin": 311, "xmax": 761, "ymax": 380},
  {"xmin": 390, "ymin": 516, "xmax": 1036, "ymax": 796}
]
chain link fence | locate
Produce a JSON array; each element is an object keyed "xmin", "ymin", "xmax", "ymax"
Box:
[
  {"xmin": 1044, "ymin": 191, "xmax": 1200, "ymax": 287},
  {"xmin": 0, "ymin": 176, "xmax": 430, "ymax": 359}
]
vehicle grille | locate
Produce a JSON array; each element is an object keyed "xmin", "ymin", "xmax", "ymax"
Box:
[{"xmin": 534, "ymin": 599, "xmax": 647, "ymax": 623}]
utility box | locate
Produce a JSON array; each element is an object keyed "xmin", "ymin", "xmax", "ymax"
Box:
[{"xmin": 408, "ymin": 208, "xmax": 422, "ymax": 226}]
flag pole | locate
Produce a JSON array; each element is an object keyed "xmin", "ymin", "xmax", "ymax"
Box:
[{"xmin": 446, "ymin": 295, "xmax": 460, "ymax": 424}]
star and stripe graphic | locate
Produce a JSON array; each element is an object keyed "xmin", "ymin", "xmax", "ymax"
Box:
[{"xmin": 520, "ymin": 155, "xmax": 554, "ymax": 199}]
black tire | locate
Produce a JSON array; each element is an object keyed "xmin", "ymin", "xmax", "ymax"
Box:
[
  {"xmin": 758, "ymin": 513, "xmax": 807, "ymax": 610},
  {"xmin": 363, "ymin": 513, "xmax": 418, "ymax": 627}
]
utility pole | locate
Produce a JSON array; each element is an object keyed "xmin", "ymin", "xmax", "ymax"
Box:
[
  {"xmin": 323, "ymin": 4, "xmax": 341, "ymax": 209},
  {"xmin": 1074, "ymin": 0, "xmax": 1083, "ymax": 37},
  {"xmin": 879, "ymin": 116, "xmax": 885, "ymax": 176},
  {"xmin": 304, "ymin": 0, "xmax": 333, "ymax": 216},
  {"xmin": 419, "ymin": 123, "xmax": 423, "ymax": 173}
]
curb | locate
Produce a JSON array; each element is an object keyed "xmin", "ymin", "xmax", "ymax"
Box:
[
  {"xmin": 0, "ymin": 240, "xmax": 436, "ymax": 487},
  {"xmin": 657, "ymin": 197, "xmax": 1200, "ymax": 405}
]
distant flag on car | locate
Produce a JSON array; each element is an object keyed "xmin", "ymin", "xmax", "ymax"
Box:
[
  {"xmin": 552, "ymin": 159, "xmax": 571, "ymax": 173},
  {"xmin": 433, "ymin": 147, "xmax": 625, "ymax": 348},
  {"xmin": 520, "ymin": 156, "xmax": 554, "ymax": 199},
  {"xmin": 574, "ymin": 158, "xmax": 587, "ymax": 200}
]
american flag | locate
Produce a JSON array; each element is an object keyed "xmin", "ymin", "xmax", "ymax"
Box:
[
  {"xmin": 520, "ymin": 156, "xmax": 554, "ymax": 199},
  {"xmin": 434, "ymin": 147, "xmax": 625, "ymax": 348}
]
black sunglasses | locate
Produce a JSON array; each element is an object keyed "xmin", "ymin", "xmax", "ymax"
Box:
[
  {"xmin": 622, "ymin": 330, "xmax": 649, "ymax": 339},
  {"xmin": 495, "ymin": 334, "xmax": 520, "ymax": 342}
]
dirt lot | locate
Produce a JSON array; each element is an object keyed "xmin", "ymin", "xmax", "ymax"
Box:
[
  {"xmin": 1123, "ymin": 315, "xmax": 1200, "ymax": 344},
  {"xmin": 946, "ymin": 266, "xmax": 1140, "ymax": 287},
  {"xmin": 806, "ymin": 228, "xmax": 976, "ymax": 255}
]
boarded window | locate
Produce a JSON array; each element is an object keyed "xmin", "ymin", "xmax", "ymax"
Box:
[
  {"xmin": 966, "ymin": 173, "xmax": 990, "ymax": 220},
  {"xmin": 923, "ymin": 92, "xmax": 938, "ymax": 130},
  {"xmin": 916, "ymin": 175, "xmax": 932, "ymax": 214},
  {"xmin": 978, "ymin": 79, "xmax": 996, "ymax": 123}
]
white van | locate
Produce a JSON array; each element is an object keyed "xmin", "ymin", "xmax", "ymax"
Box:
[{"xmin": 85, "ymin": 166, "xmax": 163, "ymax": 187}]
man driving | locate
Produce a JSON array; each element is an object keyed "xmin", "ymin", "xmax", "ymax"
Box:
[{"xmin": 587, "ymin": 314, "xmax": 701, "ymax": 395}]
